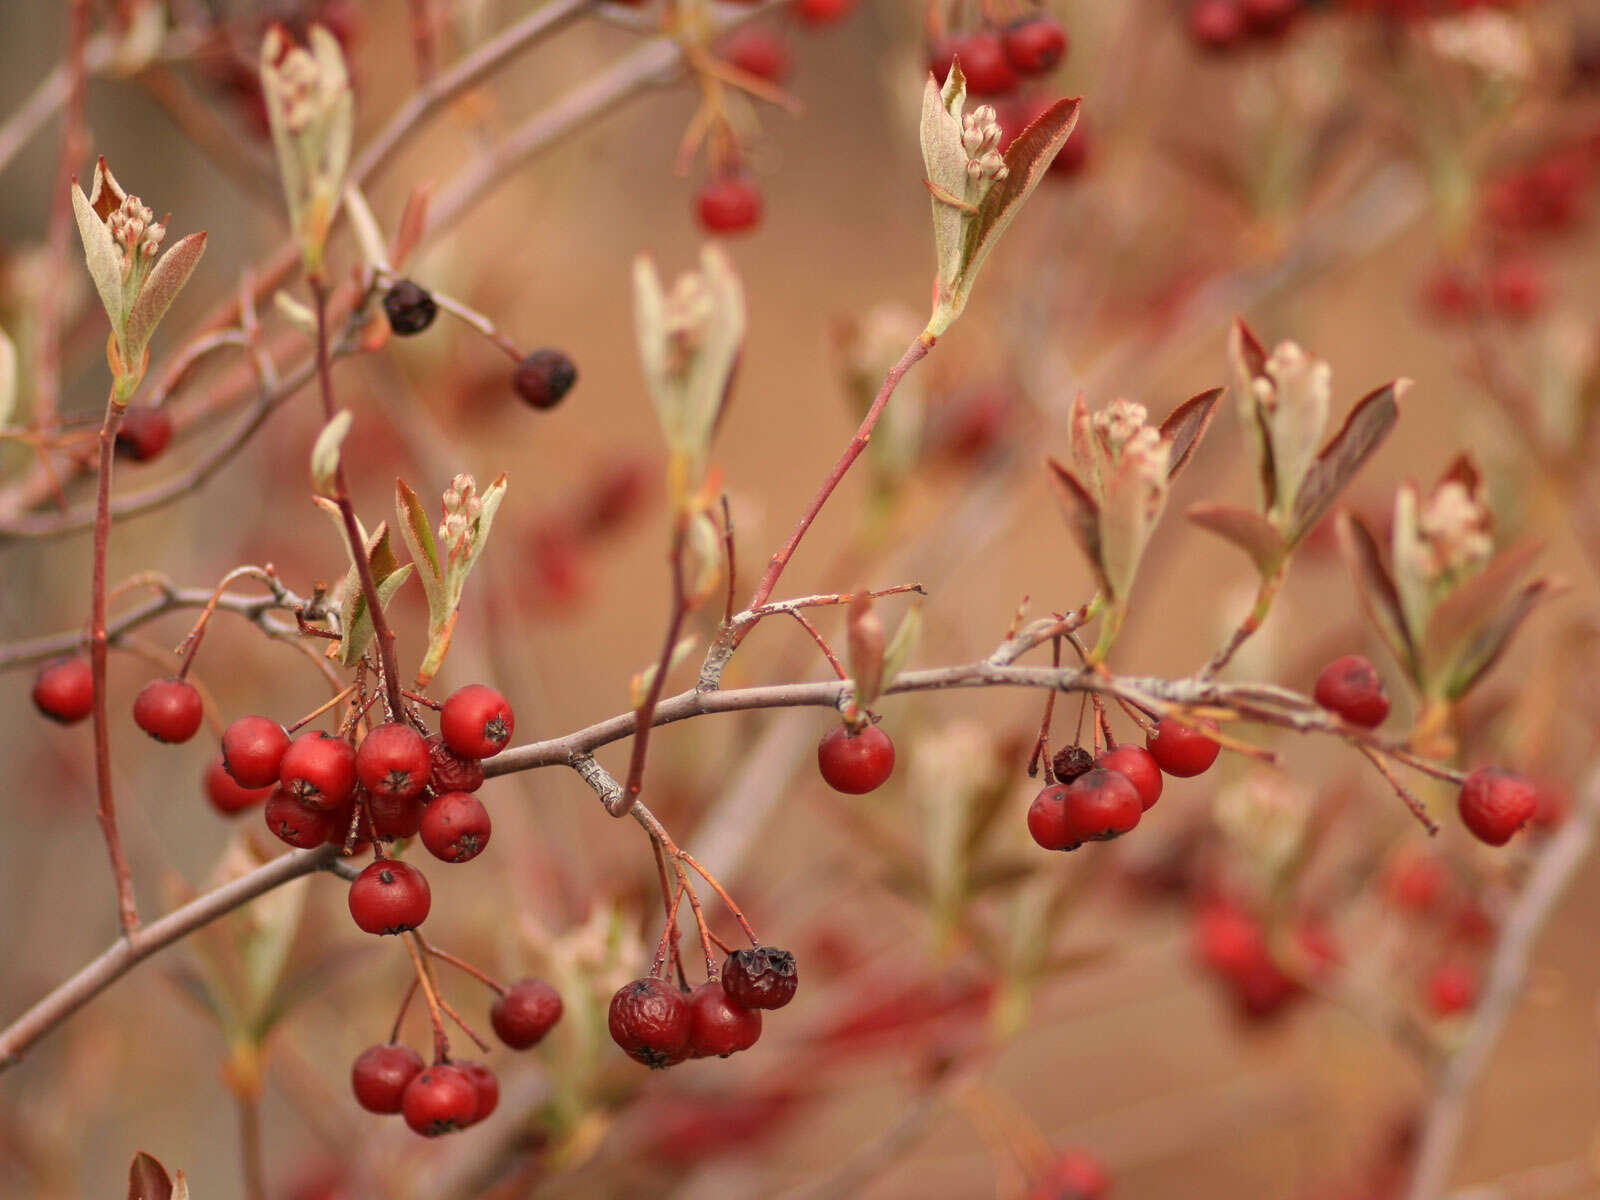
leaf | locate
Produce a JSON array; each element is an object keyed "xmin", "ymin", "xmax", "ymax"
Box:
[
  {"xmin": 124, "ymin": 231, "xmax": 208, "ymax": 363},
  {"xmin": 395, "ymin": 478, "xmax": 445, "ymax": 612},
  {"xmin": 172, "ymin": 1173, "xmax": 190, "ymax": 1200},
  {"xmin": 1336, "ymin": 511, "xmax": 1418, "ymax": 683},
  {"xmin": 1232, "ymin": 317, "xmax": 1268, "ymax": 379},
  {"xmin": 129, "ymin": 1152, "xmax": 174, "ymax": 1200},
  {"xmin": 0, "ymin": 322, "xmax": 15, "ymax": 428},
  {"xmin": 1444, "ymin": 578, "xmax": 1557, "ymax": 699},
  {"xmin": 309, "ymin": 410, "xmax": 351, "ymax": 497},
  {"xmin": 1288, "ymin": 379, "xmax": 1405, "ymax": 545},
  {"xmin": 921, "ymin": 65, "xmax": 970, "ymax": 313},
  {"xmin": 881, "ymin": 599, "xmax": 923, "ymax": 690},
  {"xmin": 339, "ymin": 562, "xmax": 413, "ymax": 667},
  {"xmin": 1161, "ymin": 387, "xmax": 1224, "ymax": 480},
  {"xmin": 1187, "ymin": 503, "xmax": 1286, "ymax": 575},
  {"xmin": 72, "ymin": 180, "xmax": 127, "ymax": 332},
  {"xmin": 1423, "ymin": 540, "xmax": 1542, "ymax": 671},
  {"xmin": 848, "ymin": 592, "xmax": 887, "ymax": 708},
  {"xmin": 242, "ymin": 873, "xmax": 310, "ymax": 1031},
  {"xmin": 1045, "ymin": 457, "xmax": 1105, "ymax": 593},
  {"xmin": 342, "ymin": 182, "xmax": 389, "ymax": 270},
  {"xmin": 274, "ymin": 289, "xmax": 318, "ymax": 336},
  {"xmin": 630, "ymin": 636, "xmax": 700, "ymax": 707}
]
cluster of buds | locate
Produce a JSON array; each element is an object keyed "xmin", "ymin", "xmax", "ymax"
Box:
[
  {"xmin": 261, "ymin": 25, "xmax": 352, "ymax": 276},
  {"xmin": 440, "ymin": 474, "xmax": 485, "ymax": 565},
  {"xmin": 1426, "ymin": 10, "xmax": 1535, "ymax": 85},
  {"xmin": 1392, "ymin": 461, "xmax": 1496, "ymax": 645},
  {"xmin": 961, "ymin": 106, "xmax": 1009, "ymax": 193},
  {"xmin": 1232, "ymin": 331, "xmax": 1332, "ymax": 533}
]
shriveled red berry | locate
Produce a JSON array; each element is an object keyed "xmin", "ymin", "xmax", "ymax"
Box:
[
  {"xmin": 222, "ymin": 715, "xmax": 291, "ymax": 787},
  {"xmin": 440, "ymin": 684, "xmax": 514, "ymax": 759},
  {"xmin": 721, "ymin": 946, "xmax": 799, "ymax": 1010},
  {"xmin": 32, "ymin": 656, "xmax": 94, "ymax": 724},
  {"xmin": 1145, "ymin": 717, "xmax": 1220, "ymax": 778},
  {"xmin": 279, "ymin": 731, "xmax": 358, "ymax": 809},
  {"xmin": 114, "ymin": 406, "xmax": 173, "ymax": 462},
  {"xmin": 722, "ymin": 27, "xmax": 790, "ymax": 82},
  {"xmin": 382, "ymin": 279, "xmax": 437, "ymax": 336},
  {"xmin": 491, "ymin": 978, "xmax": 564, "ymax": 1049},
  {"xmin": 1027, "ymin": 784, "xmax": 1078, "ymax": 851},
  {"xmin": 796, "ymin": 0, "xmax": 854, "ymax": 24},
  {"xmin": 133, "ymin": 677, "xmax": 204, "ymax": 743},
  {"xmin": 608, "ymin": 977, "xmax": 693, "ymax": 1068},
  {"xmin": 1313, "ymin": 654, "xmax": 1390, "ymax": 727},
  {"xmin": 1061, "ymin": 768, "xmax": 1142, "ymax": 841},
  {"xmin": 817, "ymin": 724, "xmax": 896, "ymax": 794},
  {"xmin": 1458, "ymin": 767, "xmax": 1537, "ymax": 846},
  {"xmin": 348, "ymin": 859, "xmax": 431, "ymax": 934},
  {"xmin": 688, "ymin": 980, "xmax": 763, "ymax": 1058},
  {"xmin": 1189, "ymin": 0, "xmax": 1244, "ymax": 51},
  {"xmin": 401, "ymin": 1064, "xmax": 477, "ymax": 1136},
  {"xmin": 366, "ymin": 790, "xmax": 427, "ymax": 840},
  {"xmin": 1050, "ymin": 744, "xmax": 1094, "ymax": 785},
  {"xmin": 265, "ymin": 789, "xmax": 344, "ymax": 848},
  {"xmin": 454, "ymin": 1060, "xmax": 500, "ymax": 1124},
  {"xmin": 511, "ymin": 348, "xmax": 577, "ymax": 410},
  {"xmin": 204, "ymin": 756, "xmax": 273, "ymax": 815},
  {"xmin": 427, "ymin": 733, "xmax": 484, "ymax": 794},
  {"xmin": 420, "ymin": 791, "xmax": 492, "ymax": 863},
  {"xmin": 1424, "ymin": 963, "xmax": 1477, "ymax": 1017},
  {"xmin": 1094, "ymin": 745, "xmax": 1163, "ymax": 811},
  {"xmin": 1003, "ymin": 16, "xmax": 1068, "ymax": 74},
  {"xmin": 949, "ymin": 31, "xmax": 1018, "ymax": 96},
  {"xmin": 351, "ymin": 1043, "xmax": 424, "ymax": 1114},
  {"xmin": 356, "ymin": 722, "xmax": 433, "ymax": 799},
  {"xmin": 695, "ymin": 174, "xmax": 763, "ymax": 234}
]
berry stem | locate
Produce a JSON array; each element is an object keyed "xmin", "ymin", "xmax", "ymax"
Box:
[
  {"xmin": 173, "ymin": 565, "xmax": 277, "ymax": 680},
  {"xmin": 236, "ymin": 1090, "xmax": 267, "ymax": 1200},
  {"xmin": 389, "ymin": 977, "xmax": 419, "ymax": 1044},
  {"xmin": 1199, "ymin": 560, "xmax": 1286, "ymax": 681},
  {"xmin": 400, "ymin": 687, "xmax": 443, "ymax": 711},
  {"xmin": 419, "ymin": 934, "xmax": 507, "ymax": 996},
  {"xmin": 400, "ymin": 930, "xmax": 452, "ymax": 1062},
  {"xmin": 1027, "ymin": 636, "xmax": 1063, "ymax": 781},
  {"xmin": 787, "ymin": 609, "xmax": 849, "ymax": 681},
  {"xmin": 285, "ymin": 683, "xmax": 359, "ymax": 734},
  {"xmin": 720, "ymin": 493, "xmax": 738, "ymax": 626},
  {"xmin": 1357, "ymin": 744, "xmax": 1441, "ymax": 836},
  {"xmin": 618, "ymin": 520, "xmax": 690, "ymax": 817},
  {"xmin": 676, "ymin": 847, "xmax": 760, "ymax": 948}
]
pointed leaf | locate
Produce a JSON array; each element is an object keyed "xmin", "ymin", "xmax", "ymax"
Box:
[
  {"xmin": 0, "ymin": 322, "xmax": 15, "ymax": 428},
  {"xmin": 1336, "ymin": 511, "xmax": 1418, "ymax": 683},
  {"xmin": 848, "ymin": 592, "xmax": 887, "ymax": 708},
  {"xmin": 274, "ymin": 289, "xmax": 317, "ymax": 336},
  {"xmin": 172, "ymin": 1174, "xmax": 190, "ymax": 1200},
  {"xmin": 1423, "ymin": 540, "xmax": 1541, "ymax": 670},
  {"xmin": 395, "ymin": 478, "xmax": 445, "ymax": 611},
  {"xmin": 1046, "ymin": 457, "xmax": 1106, "ymax": 593},
  {"xmin": 124, "ymin": 231, "xmax": 207, "ymax": 362},
  {"xmin": 1288, "ymin": 379, "xmax": 1404, "ymax": 544},
  {"xmin": 309, "ymin": 410, "xmax": 351, "ymax": 497},
  {"xmin": 73, "ymin": 181, "xmax": 127, "ymax": 331},
  {"xmin": 342, "ymin": 183, "xmax": 389, "ymax": 270},
  {"xmin": 1444, "ymin": 578, "xmax": 1557, "ymax": 699},
  {"xmin": 881, "ymin": 599, "xmax": 923, "ymax": 690},
  {"xmin": 1187, "ymin": 503, "xmax": 1285, "ymax": 575},
  {"xmin": 1162, "ymin": 387, "xmax": 1224, "ymax": 479},
  {"xmin": 339, "ymin": 563, "xmax": 413, "ymax": 666},
  {"xmin": 1232, "ymin": 317, "xmax": 1268, "ymax": 379},
  {"xmin": 129, "ymin": 1152, "xmax": 174, "ymax": 1200},
  {"xmin": 921, "ymin": 66, "xmax": 970, "ymax": 306}
]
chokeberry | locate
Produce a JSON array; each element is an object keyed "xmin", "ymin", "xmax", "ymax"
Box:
[
  {"xmin": 454, "ymin": 1060, "xmax": 500, "ymax": 1123},
  {"xmin": 688, "ymin": 980, "xmax": 763, "ymax": 1058},
  {"xmin": 511, "ymin": 348, "xmax": 578, "ymax": 410},
  {"xmin": 1489, "ymin": 255, "xmax": 1545, "ymax": 320},
  {"xmin": 133, "ymin": 677, "xmax": 204, "ymax": 743},
  {"xmin": 1027, "ymin": 784, "xmax": 1078, "ymax": 851},
  {"xmin": 382, "ymin": 279, "xmax": 437, "ymax": 336},
  {"xmin": 608, "ymin": 977, "xmax": 693, "ymax": 1068},
  {"xmin": 695, "ymin": 174, "xmax": 763, "ymax": 235},
  {"xmin": 1061, "ymin": 768, "xmax": 1142, "ymax": 841},
  {"xmin": 1382, "ymin": 846, "xmax": 1445, "ymax": 912},
  {"xmin": 440, "ymin": 684, "xmax": 515, "ymax": 759},
  {"xmin": 1188, "ymin": 0, "xmax": 1245, "ymax": 52},
  {"xmin": 949, "ymin": 31, "xmax": 1019, "ymax": 96},
  {"xmin": 1050, "ymin": 744, "xmax": 1094, "ymax": 785},
  {"xmin": 400, "ymin": 1064, "xmax": 477, "ymax": 1136},
  {"xmin": 1094, "ymin": 745, "xmax": 1163, "ymax": 811},
  {"xmin": 420, "ymin": 791, "xmax": 492, "ymax": 863},
  {"xmin": 721, "ymin": 946, "xmax": 799, "ymax": 1010},
  {"xmin": 1002, "ymin": 16, "xmax": 1069, "ymax": 75},
  {"xmin": 1026, "ymin": 1150, "xmax": 1110, "ymax": 1200},
  {"xmin": 265, "ymin": 789, "xmax": 344, "ymax": 848},
  {"xmin": 796, "ymin": 0, "xmax": 854, "ymax": 24},
  {"xmin": 31, "ymin": 656, "xmax": 94, "ymax": 724},
  {"xmin": 1458, "ymin": 767, "xmax": 1537, "ymax": 846},
  {"xmin": 1145, "ymin": 717, "xmax": 1220, "ymax": 778},
  {"xmin": 367, "ymin": 790, "xmax": 426, "ymax": 840},
  {"xmin": 427, "ymin": 733, "xmax": 485, "ymax": 794},
  {"xmin": 279, "ymin": 731, "xmax": 358, "ymax": 809},
  {"xmin": 722, "ymin": 27, "xmax": 791, "ymax": 82},
  {"xmin": 1424, "ymin": 963, "xmax": 1477, "ymax": 1017},
  {"xmin": 222, "ymin": 715, "xmax": 291, "ymax": 787},
  {"xmin": 817, "ymin": 724, "xmax": 896, "ymax": 794},
  {"xmin": 114, "ymin": 406, "xmax": 173, "ymax": 462},
  {"xmin": 1313, "ymin": 654, "xmax": 1389, "ymax": 728},
  {"xmin": 356, "ymin": 722, "xmax": 433, "ymax": 799},
  {"xmin": 491, "ymin": 977, "xmax": 564, "ymax": 1049},
  {"xmin": 1240, "ymin": 0, "xmax": 1299, "ymax": 39},
  {"xmin": 348, "ymin": 859, "xmax": 431, "ymax": 934},
  {"xmin": 204, "ymin": 756, "xmax": 273, "ymax": 815},
  {"xmin": 351, "ymin": 1042, "xmax": 424, "ymax": 1114}
]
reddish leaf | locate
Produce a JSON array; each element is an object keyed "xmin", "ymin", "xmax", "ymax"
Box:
[
  {"xmin": 1045, "ymin": 457, "xmax": 1105, "ymax": 592},
  {"xmin": 1336, "ymin": 511, "xmax": 1417, "ymax": 682},
  {"xmin": 1289, "ymin": 379, "xmax": 1404, "ymax": 544},
  {"xmin": 1445, "ymin": 578, "xmax": 1558, "ymax": 699},
  {"xmin": 1423, "ymin": 540, "xmax": 1542, "ymax": 670},
  {"xmin": 1187, "ymin": 503, "xmax": 1285, "ymax": 575},
  {"xmin": 1232, "ymin": 317, "xmax": 1268, "ymax": 380},
  {"xmin": 1161, "ymin": 387, "xmax": 1224, "ymax": 480},
  {"xmin": 129, "ymin": 1152, "xmax": 174, "ymax": 1200},
  {"xmin": 848, "ymin": 591, "xmax": 887, "ymax": 708}
]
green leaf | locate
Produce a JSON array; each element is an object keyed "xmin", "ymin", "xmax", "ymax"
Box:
[
  {"xmin": 920, "ymin": 64, "xmax": 970, "ymax": 314},
  {"xmin": 309, "ymin": 409, "xmax": 351, "ymax": 497},
  {"xmin": 881, "ymin": 599, "xmax": 923, "ymax": 691},
  {"xmin": 395, "ymin": 478, "xmax": 445, "ymax": 612},
  {"xmin": 1188, "ymin": 503, "xmax": 1286, "ymax": 575},
  {"xmin": 342, "ymin": 182, "xmax": 389, "ymax": 270},
  {"xmin": 123, "ymin": 231, "xmax": 207, "ymax": 365},
  {"xmin": 72, "ymin": 180, "xmax": 127, "ymax": 334},
  {"xmin": 630, "ymin": 636, "xmax": 700, "ymax": 707},
  {"xmin": 1287, "ymin": 379, "xmax": 1404, "ymax": 545},
  {"xmin": 1443, "ymin": 577, "xmax": 1556, "ymax": 699},
  {"xmin": 241, "ymin": 874, "xmax": 309, "ymax": 1029},
  {"xmin": 339, "ymin": 562, "xmax": 413, "ymax": 667},
  {"xmin": 0, "ymin": 322, "xmax": 15, "ymax": 428}
]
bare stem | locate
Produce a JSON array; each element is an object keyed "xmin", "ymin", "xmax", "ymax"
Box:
[{"xmin": 618, "ymin": 522, "xmax": 690, "ymax": 816}]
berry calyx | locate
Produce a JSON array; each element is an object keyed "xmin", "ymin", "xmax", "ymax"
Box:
[
  {"xmin": 114, "ymin": 406, "xmax": 173, "ymax": 462},
  {"xmin": 1145, "ymin": 717, "xmax": 1220, "ymax": 778},
  {"xmin": 1094, "ymin": 745, "xmax": 1163, "ymax": 811},
  {"xmin": 817, "ymin": 724, "xmax": 896, "ymax": 794},
  {"xmin": 608, "ymin": 977, "xmax": 693, "ymax": 1068},
  {"xmin": 348, "ymin": 860, "xmax": 432, "ymax": 934},
  {"xmin": 351, "ymin": 1042, "xmax": 424, "ymax": 1114},
  {"xmin": 1060, "ymin": 768, "xmax": 1142, "ymax": 841},
  {"xmin": 491, "ymin": 978, "xmax": 564, "ymax": 1049},
  {"xmin": 695, "ymin": 173, "xmax": 763, "ymax": 235},
  {"xmin": 688, "ymin": 980, "xmax": 763, "ymax": 1058},
  {"xmin": 511, "ymin": 348, "xmax": 577, "ymax": 410},
  {"xmin": 454, "ymin": 1060, "xmax": 500, "ymax": 1124},
  {"xmin": 382, "ymin": 279, "xmax": 437, "ymax": 336},
  {"xmin": 440, "ymin": 684, "xmax": 515, "ymax": 759},
  {"xmin": 1458, "ymin": 767, "xmax": 1537, "ymax": 846},
  {"xmin": 1313, "ymin": 654, "xmax": 1390, "ymax": 728},
  {"xmin": 427, "ymin": 733, "xmax": 485, "ymax": 794},
  {"xmin": 204, "ymin": 756, "xmax": 273, "ymax": 815},
  {"xmin": 356, "ymin": 722, "xmax": 433, "ymax": 799},
  {"xmin": 265, "ymin": 789, "xmax": 344, "ymax": 848},
  {"xmin": 132, "ymin": 677, "xmax": 204, "ymax": 744},
  {"xmin": 400, "ymin": 1064, "xmax": 477, "ymax": 1136},
  {"xmin": 221, "ymin": 715, "xmax": 291, "ymax": 787},
  {"xmin": 1003, "ymin": 16, "xmax": 1069, "ymax": 75},
  {"xmin": 721, "ymin": 946, "xmax": 799, "ymax": 1010},
  {"xmin": 420, "ymin": 791, "xmax": 492, "ymax": 863},
  {"xmin": 31, "ymin": 656, "xmax": 94, "ymax": 724},
  {"xmin": 1027, "ymin": 784, "xmax": 1078, "ymax": 851},
  {"xmin": 278, "ymin": 731, "xmax": 358, "ymax": 809}
]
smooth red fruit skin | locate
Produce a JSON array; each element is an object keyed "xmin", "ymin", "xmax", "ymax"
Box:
[
  {"xmin": 427, "ymin": 733, "xmax": 485, "ymax": 794},
  {"xmin": 367, "ymin": 790, "xmax": 426, "ymax": 840},
  {"xmin": 32, "ymin": 656, "xmax": 94, "ymax": 724},
  {"xmin": 1489, "ymin": 256, "xmax": 1545, "ymax": 320},
  {"xmin": 265, "ymin": 790, "xmax": 343, "ymax": 848},
  {"xmin": 696, "ymin": 175, "xmax": 763, "ymax": 234},
  {"xmin": 133, "ymin": 677, "xmax": 204, "ymax": 743},
  {"xmin": 114, "ymin": 406, "xmax": 173, "ymax": 462},
  {"xmin": 1003, "ymin": 17, "xmax": 1068, "ymax": 74},
  {"xmin": 348, "ymin": 860, "xmax": 431, "ymax": 934},
  {"xmin": 796, "ymin": 0, "xmax": 855, "ymax": 25},
  {"xmin": 1146, "ymin": 718, "xmax": 1220, "ymax": 778},
  {"xmin": 1383, "ymin": 848, "xmax": 1445, "ymax": 912},
  {"xmin": 401, "ymin": 1065, "xmax": 477, "ymax": 1137},
  {"xmin": 1062, "ymin": 768, "xmax": 1142, "ymax": 841},
  {"xmin": 356, "ymin": 722, "xmax": 433, "ymax": 799},
  {"xmin": 721, "ymin": 947, "xmax": 799, "ymax": 1010},
  {"xmin": 351, "ymin": 1043, "xmax": 424, "ymax": 1114},
  {"xmin": 1189, "ymin": 0, "xmax": 1244, "ymax": 51},
  {"xmin": 455, "ymin": 1060, "xmax": 500, "ymax": 1123},
  {"xmin": 279, "ymin": 731, "xmax": 358, "ymax": 809},
  {"xmin": 420, "ymin": 792, "xmax": 492, "ymax": 863},
  {"xmin": 1313, "ymin": 654, "xmax": 1390, "ymax": 728},
  {"xmin": 1458, "ymin": 767, "xmax": 1538, "ymax": 846},
  {"xmin": 688, "ymin": 981, "xmax": 763, "ymax": 1058},
  {"xmin": 608, "ymin": 977, "xmax": 693, "ymax": 1068},
  {"xmin": 1241, "ymin": 0, "xmax": 1298, "ymax": 38},
  {"xmin": 440, "ymin": 684, "xmax": 515, "ymax": 759},
  {"xmin": 817, "ymin": 724, "xmax": 896, "ymax": 794},
  {"xmin": 950, "ymin": 32, "xmax": 1019, "ymax": 96},
  {"xmin": 723, "ymin": 27, "xmax": 790, "ymax": 82},
  {"xmin": 222, "ymin": 716, "xmax": 291, "ymax": 787},
  {"xmin": 1094, "ymin": 745, "xmax": 1163, "ymax": 811},
  {"xmin": 1425, "ymin": 963, "xmax": 1477, "ymax": 1017},
  {"xmin": 1027, "ymin": 785, "xmax": 1078, "ymax": 851},
  {"xmin": 205, "ymin": 756, "xmax": 273, "ymax": 815},
  {"xmin": 1026, "ymin": 1150, "xmax": 1110, "ymax": 1200},
  {"xmin": 1193, "ymin": 899, "xmax": 1267, "ymax": 979},
  {"xmin": 491, "ymin": 978, "xmax": 564, "ymax": 1049}
]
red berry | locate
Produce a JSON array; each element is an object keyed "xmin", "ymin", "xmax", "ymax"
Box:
[
  {"xmin": 427, "ymin": 733, "xmax": 485, "ymax": 794},
  {"xmin": 817, "ymin": 724, "xmax": 896, "ymax": 794},
  {"xmin": 1193, "ymin": 899, "xmax": 1267, "ymax": 980},
  {"xmin": 721, "ymin": 946, "xmax": 799, "ymax": 1010},
  {"xmin": 31, "ymin": 656, "xmax": 94, "ymax": 724},
  {"xmin": 723, "ymin": 27, "xmax": 790, "ymax": 82},
  {"xmin": 420, "ymin": 791, "xmax": 492, "ymax": 863},
  {"xmin": 1241, "ymin": 0, "xmax": 1299, "ymax": 38},
  {"xmin": 400, "ymin": 1064, "xmax": 477, "ymax": 1136},
  {"xmin": 1145, "ymin": 717, "xmax": 1220, "ymax": 778},
  {"xmin": 265, "ymin": 789, "xmax": 344, "ymax": 848},
  {"xmin": 454, "ymin": 1060, "xmax": 500, "ymax": 1123},
  {"xmin": 348, "ymin": 860, "xmax": 431, "ymax": 934},
  {"xmin": 608, "ymin": 977, "xmax": 693, "ymax": 1068},
  {"xmin": 950, "ymin": 31, "xmax": 1019, "ymax": 96},
  {"xmin": 1458, "ymin": 767, "xmax": 1537, "ymax": 846},
  {"xmin": 114, "ymin": 406, "xmax": 173, "ymax": 462},
  {"xmin": 1061, "ymin": 768, "xmax": 1142, "ymax": 841},
  {"xmin": 366, "ymin": 789, "xmax": 426, "ymax": 840},
  {"xmin": 1313, "ymin": 654, "xmax": 1390, "ymax": 727},
  {"xmin": 351, "ymin": 1043, "xmax": 424, "ymax": 1114},
  {"xmin": 1489, "ymin": 255, "xmax": 1545, "ymax": 320},
  {"xmin": 1189, "ymin": 0, "xmax": 1245, "ymax": 51},
  {"xmin": 222, "ymin": 715, "xmax": 291, "ymax": 787},
  {"xmin": 279, "ymin": 731, "xmax": 358, "ymax": 810},
  {"xmin": 1424, "ymin": 963, "xmax": 1477, "ymax": 1017},
  {"xmin": 133, "ymin": 677, "xmax": 204, "ymax": 743},
  {"xmin": 688, "ymin": 980, "xmax": 763, "ymax": 1058},
  {"xmin": 1003, "ymin": 16, "xmax": 1069, "ymax": 75},
  {"xmin": 1530, "ymin": 777, "xmax": 1569, "ymax": 830},
  {"xmin": 1422, "ymin": 264, "xmax": 1482, "ymax": 321},
  {"xmin": 796, "ymin": 0, "xmax": 855, "ymax": 25},
  {"xmin": 1383, "ymin": 846, "xmax": 1446, "ymax": 912},
  {"xmin": 491, "ymin": 978, "xmax": 564, "ymax": 1049},
  {"xmin": 1027, "ymin": 1150, "xmax": 1110, "ymax": 1200},
  {"xmin": 440, "ymin": 684, "xmax": 515, "ymax": 759},
  {"xmin": 204, "ymin": 756, "xmax": 273, "ymax": 815},
  {"xmin": 695, "ymin": 174, "xmax": 763, "ymax": 234},
  {"xmin": 356, "ymin": 722, "xmax": 433, "ymax": 799},
  {"xmin": 1027, "ymin": 784, "xmax": 1078, "ymax": 851},
  {"xmin": 1094, "ymin": 745, "xmax": 1163, "ymax": 810}
]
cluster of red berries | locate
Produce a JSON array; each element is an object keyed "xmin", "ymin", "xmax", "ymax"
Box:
[
  {"xmin": 1186, "ymin": 0, "xmax": 1302, "ymax": 54},
  {"xmin": 1421, "ymin": 257, "xmax": 1548, "ymax": 324},
  {"xmin": 928, "ymin": 11, "xmax": 1071, "ymax": 97},
  {"xmin": 1381, "ymin": 846, "xmax": 1491, "ymax": 1019},
  {"xmin": 608, "ymin": 946, "xmax": 797, "ymax": 1068},
  {"xmin": 1191, "ymin": 895, "xmax": 1336, "ymax": 1022}
]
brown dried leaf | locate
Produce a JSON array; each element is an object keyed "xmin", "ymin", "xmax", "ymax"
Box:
[{"xmin": 848, "ymin": 591, "xmax": 887, "ymax": 708}]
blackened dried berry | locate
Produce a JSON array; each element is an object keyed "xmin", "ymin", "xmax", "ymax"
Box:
[
  {"xmin": 1051, "ymin": 744, "xmax": 1094, "ymax": 784},
  {"xmin": 383, "ymin": 279, "xmax": 437, "ymax": 336},
  {"xmin": 512, "ymin": 348, "xmax": 577, "ymax": 410}
]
